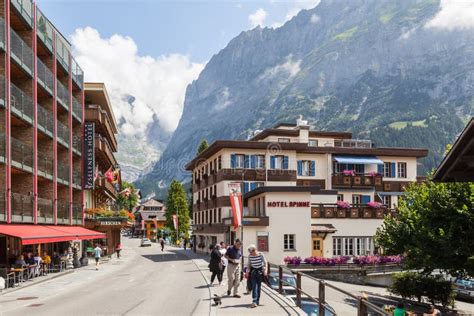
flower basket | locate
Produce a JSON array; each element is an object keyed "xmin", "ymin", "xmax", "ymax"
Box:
[
  {"xmin": 367, "ymin": 201, "xmax": 383, "ymax": 209},
  {"xmin": 342, "ymin": 170, "xmax": 356, "ymax": 176},
  {"xmin": 284, "ymin": 256, "xmax": 302, "ymax": 265},
  {"xmin": 336, "ymin": 201, "xmax": 351, "ymax": 209},
  {"xmin": 368, "ymin": 171, "xmax": 381, "ymax": 177}
]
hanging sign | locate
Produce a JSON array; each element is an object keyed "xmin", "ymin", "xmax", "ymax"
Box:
[{"xmin": 83, "ymin": 122, "xmax": 95, "ymax": 189}]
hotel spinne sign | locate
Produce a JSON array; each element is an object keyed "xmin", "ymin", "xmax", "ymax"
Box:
[
  {"xmin": 83, "ymin": 122, "xmax": 95, "ymax": 189},
  {"xmin": 267, "ymin": 201, "xmax": 310, "ymax": 208}
]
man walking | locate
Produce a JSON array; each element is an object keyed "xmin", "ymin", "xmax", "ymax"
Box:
[
  {"xmin": 159, "ymin": 237, "xmax": 165, "ymax": 252},
  {"xmin": 94, "ymin": 244, "xmax": 102, "ymax": 270},
  {"xmin": 225, "ymin": 239, "xmax": 242, "ymax": 297}
]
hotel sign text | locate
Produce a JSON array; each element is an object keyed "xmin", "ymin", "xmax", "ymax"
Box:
[
  {"xmin": 83, "ymin": 122, "xmax": 95, "ymax": 189},
  {"xmin": 267, "ymin": 201, "xmax": 310, "ymax": 208}
]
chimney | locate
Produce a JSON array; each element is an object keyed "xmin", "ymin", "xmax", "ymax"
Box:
[{"xmin": 296, "ymin": 115, "xmax": 309, "ymax": 143}]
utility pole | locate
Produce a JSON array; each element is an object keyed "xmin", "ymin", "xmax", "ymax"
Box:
[{"xmin": 176, "ymin": 206, "xmax": 179, "ymax": 245}]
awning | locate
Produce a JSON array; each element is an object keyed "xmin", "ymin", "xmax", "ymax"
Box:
[
  {"xmin": 0, "ymin": 225, "xmax": 106, "ymax": 245},
  {"xmin": 311, "ymin": 224, "xmax": 337, "ymax": 233},
  {"xmin": 377, "ymin": 192, "xmax": 405, "ymax": 196},
  {"xmin": 333, "ymin": 155, "xmax": 383, "ymax": 164}
]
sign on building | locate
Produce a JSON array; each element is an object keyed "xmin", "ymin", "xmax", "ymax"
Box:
[{"xmin": 83, "ymin": 122, "xmax": 95, "ymax": 189}]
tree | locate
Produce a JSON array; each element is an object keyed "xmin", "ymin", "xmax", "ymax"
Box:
[
  {"xmin": 376, "ymin": 180, "xmax": 474, "ymax": 277},
  {"xmin": 197, "ymin": 139, "xmax": 209, "ymax": 155},
  {"xmin": 165, "ymin": 179, "xmax": 190, "ymax": 241},
  {"xmin": 116, "ymin": 181, "xmax": 140, "ymax": 212}
]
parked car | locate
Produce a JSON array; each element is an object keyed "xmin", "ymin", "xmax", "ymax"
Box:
[
  {"xmin": 286, "ymin": 296, "xmax": 336, "ymax": 316},
  {"xmin": 268, "ymin": 271, "xmax": 297, "ymax": 295},
  {"xmin": 140, "ymin": 238, "xmax": 152, "ymax": 247},
  {"xmin": 454, "ymin": 278, "xmax": 474, "ymax": 301}
]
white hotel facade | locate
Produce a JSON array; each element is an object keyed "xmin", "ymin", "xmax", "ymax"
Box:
[{"xmin": 186, "ymin": 121, "xmax": 428, "ymax": 263}]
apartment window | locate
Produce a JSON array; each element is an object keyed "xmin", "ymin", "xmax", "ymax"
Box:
[
  {"xmin": 333, "ymin": 238, "xmax": 342, "ymax": 256},
  {"xmin": 382, "ymin": 195, "xmax": 391, "ymax": 207},
  {"xmin": 218, "ymin": 208, "xmax": 221, "ymax": 222},
  {"xmin": 218, "ymin": 156, "xmax": 222, "ymax": 170},
  {"xmin": 278, "ymin": 138, "xmax": 290, "ymax": 143},
  {"xmin": 283, "ymin": 234, "xmax": 295, "ymax": 251},
  {"xmin": 298, "ymin": 160, "xmax": 315, "ymax": 176},
  {"xmin": 308, "ymin": 139, "xmax": 318, "ymax": 147},
  {"xmin": 344, "ymin": 238, "xmax": 354, "ymax": 256},
  {"xmin": 334, "ymin": 163, "xmax": 364, "ymax": 174},
  {"xmin": 397, "ymin": 162, "xmax": 407, "ymax": 178},
  {"xmin": 334, "ymin": 237, "xmax": 373, "ymax": 256},
  {"xmin": 255, "ymin": 155, "xmax": 265, "ymax": 169},
  {"xmin": 213, "ymin": 209, "xmax": 217, "ymax": 223},
  {"xmin": 352, "ymin": 194, "xmax": 361, "ymax": 205},
  {"xmin": 271, "ymin": 155, "xmax": 288, "ymax": 169},
  {"xmin": 337, "ymin": 194, "xmax": 344, "ymax": 202},
  {"xmin": 384, "ymin": 162, "xmax": 395, "ymax": 178},
  {"xmin": 231, "ymin": 154, "xmax": 245, "ymax": 168}
]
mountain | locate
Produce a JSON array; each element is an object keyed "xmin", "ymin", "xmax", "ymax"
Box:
[{"xmin": 135, "ymin": 0, "xmax": 474, "ymax": 197}]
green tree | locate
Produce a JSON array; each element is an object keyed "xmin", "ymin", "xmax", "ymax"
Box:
[
  {"xmin": 116, "ymin": 181, "xmax": 140, "ymax": 212},
  {"xmin": 165, "ymin": 179, "xmax": 190, "ymax": 242},
  {"xmin": 197, "ymin": 139, "xmax": 209, "ymax": 155},
  {"xmin": 376, "ymin": 180, "xmax": 474, "ymax": 277}
]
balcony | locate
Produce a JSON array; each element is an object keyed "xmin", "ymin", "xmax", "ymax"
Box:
[
  {"xmin": 72, "ymin": 96, "xmax": 82, "ymax": 122},
  {"xmin": 95, "ymin": 134, "xmax": 117, "ymax": 166},
  {"xmin": 0, "ymin": 133, "xmax": 5, "ymax": 163},
  {"xmin": 72, "ymin": 170, "xmax": 81, "ymax": 189},
  {"xmin": 334, "ymin": 139, "xmax": 374, "ymax": 149},
  {"xmin": 10, "ymin": 27, "xmax": 33, "ymax": 75},
  {"xmin": 11, "ymin": 0, "xmax": 33, "ymax": 28},
  {"xmin": 97, "ymin": 177, "xmax": 117, "ymax": 198},
  {"xmin": 71, "ymin": 57, "xmax": 84, "ymax": 89},
  {"xmin": 85, "ymin": 105, "xmax": 118, "ymax": 151},
  {"xmin": 11, "ymin": 192, "xmax": 33, "ymax": 222},
  {"xmin": 0, "ymin": 192, "xmax": 5, "ymax": 221},
  {"xmin": 37, "ymin": 57, "xmax": 54, "ymax": 95},
  {"xmin": 37, "ymin": 103, "xmax": 54, "ymax": 138},
  {"xmin": 56, "ymin": 34, "xmax": 70, "ymax": 73},
  {"xmin": 11, "ymin": 136, "xmax": 33, "ymax": 172},
  {"xmin": 57, "ymin": 201, "xmax": 70, "ymax": 224},
  {"xmin": 332, "ymin": 173, "xmax": 383, "ymax": 189},
  {"xmin": 57, "ymin": 120, "xmax": 69, "ymax": 148},
  {"xmin": 11, "ymin": 82, "xmax": 33, "ymax": 125},
  {"xmin": 57, "ymin": 81, "xmax": 69, "ymax": 111},
  {"xmin": 311, "ymin": 204, "xmax": 393, "ymax": 219},
  {"xmin": 37, "ymin": 197, "xmax": 54, "ymax": 224},
  {"xmin": 0, "ymin": 17, "xmax": 5, "ymax": 51},
  {"xmin": 57, "ymin": 162, "xmax": 69, "ymax": 185},
  {"xmin": 72, "ymin": 134, "xmax": 82, "ymax": 156},
  {"xmin": 37, "ymin": 150, "xmax": 53, "ymax": 180},
  {"xmin": 72, "ymin": 203, "xmax": 82, "ymax": 225},
  {"xmin": 36, "ymin": 9, "xmax": 53, "ymax": 53}
]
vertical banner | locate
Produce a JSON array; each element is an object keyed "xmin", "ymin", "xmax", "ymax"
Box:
[
  {"xmin": 228, "ymin": 182, "xmax": 243, "ymax": 229},
  {"xmin": 141, "ymin": 219, "xmax": 145, "ymax": 230},
  {"xmin": 83, "ymin": 122, "xmax": 95, "ymax": 189},
  {"xmin": 172, "ymin": 214, "xmax": 178, "ymax": 230},
  {"xmin": 152, "ymin": 218, "xmax": 158, "ymax": 229}
]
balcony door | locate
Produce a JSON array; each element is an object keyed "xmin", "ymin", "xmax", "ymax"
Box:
[{"xmin": 312, "ymin": 237, "xmax": 323, "ymax": 257}]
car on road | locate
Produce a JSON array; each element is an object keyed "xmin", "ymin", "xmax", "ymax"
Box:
[
  {"xmin": 140, "ymin": 238, "xmax": 152, "ymax": 247},
  {"xmin": 286, "ymin": 296, "xmax": 336, "ymax": 316},
  {"xmin": 454, "ymin": 278, "xmax": 474, "ymax": 301},
  {"xmin": 268, "ymin": 271, "xmax": 297, "ymax": 295}
]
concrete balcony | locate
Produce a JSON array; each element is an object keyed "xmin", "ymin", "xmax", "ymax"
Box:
[
  {"xmin": 11, "ymin": 82, "xmax": 34, "ymax": 125},
  {"xmin": 86, "ymin": 105, "xmax": 118, "ymax": 151},
  {"xmin": 57, "ymin": 201, "xmax": 70, "ymax": 224},
  {"xmin": 10, "ymin": 27, "xmax": 33, "ymax": 76},
  {"xmin": 57, "ymin": 120, "xmax": 69, "ymax": 149},
  {"xmin": 11, "ymin": 136, "xmax": 33, "ymax": 173},
  {"xmin": 37, "ymin": 150, "xmax": 53, "ymax": 180},
  {"xmin": 72, "ymin": 96, "xmax": 83, "ymax": 123},
  {"xmin": 11, "ymin": 192, "xmax": 33, "ymax": 222},
  {"xmin": 37, "ymin": 57, "xmax": 54, "ymax": 95},
  {"xmin": 11, "ymin": 0, "xmax": 33, "ymax": 28},
  {"xmin": 57, "ymin": 162, "xmax": 70, "ymax": 186},
  {"xmin": 37, "ymin": 103, "xmax": 54, "ymax": 138},
  {"xmin": 57, "ymin": 80, "xmax": 70, "ymax": 111},
  {"xmin": 37, "ymin": 197, "xmax": 54, "ymax": 224}
]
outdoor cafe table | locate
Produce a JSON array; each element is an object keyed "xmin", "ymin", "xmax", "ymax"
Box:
[{"xmin": 10, "ymin": 267, "xmax": 24, "ymax": 284}]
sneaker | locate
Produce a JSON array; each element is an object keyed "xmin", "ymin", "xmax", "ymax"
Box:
[
  {"xmin": 227, "ymin": 290, "xmax": 231, "ymax": 296},
  {"xmin": 233, "ymin": 294, "xmax": 241, "ymax": 298},
  {"xmin": 250, "ymin": 303, "xmax": 257, "ymax": 308}
]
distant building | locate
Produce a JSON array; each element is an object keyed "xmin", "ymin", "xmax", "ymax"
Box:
[
  {"xmin": 135, "ymin": 199, "xmax": 167, "ymax": 240},
  {"xmin": 186, "ymin": 119, "xmax": 428, "ymax": 263}
]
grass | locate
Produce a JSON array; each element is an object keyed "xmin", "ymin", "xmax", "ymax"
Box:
[
  {"xmin": 379, "ymin": 11, "xmax": 396, "ymax": 24},
  {"xmin": 333, "ymin": 27, "xmax": 358, "ymax": 41},
  {"xmin": 389, "ymin": 120, "xmax": 427, "ymax": 129}
]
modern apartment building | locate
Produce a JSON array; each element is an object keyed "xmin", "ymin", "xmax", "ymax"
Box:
[
  {"xmin": 186, "ymin": 120, "xmax": 428, "ymax": 262},
  {"xmin": 0, "ymin": 0, "xmax": 104, "ymax": 263}
]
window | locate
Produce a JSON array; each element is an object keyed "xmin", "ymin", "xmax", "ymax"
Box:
[
  {"xmin": 333, "ymin": 238, "xmax": 342, "ymax": 256},
  {"xmin": 382, "ymin": 195, "xmax": 391, "ymax": 207},
  {"xmin": 334, "ymin": 163, "xmax": 364, "ymax": 174},
  {"xmin": 271, "ymin": 155, "xmax": 288, "ymax": 169},
  {"xmin": 218, "ymin": 208, "xmax": 221, "ymax": 222},
  {"xmin": 352, "ymin": 194, "xmax": 361, "ymax": 205},
  {"xmin": 337, "ymin": 194, "xmax": 344, "ymax": 202},
  {"xmin": 298, "ymin": 160, "xmax": 315, "ymax": 176},
  {"xmin": 384, "ymin": 162, "xmax": 396, "ymax": 178},
  {"xmin": 344, "ymin": 238, "xmax": 354, "ymax": 256},
  {"xmin": 283, "ymin": 234, "xmax": 295, "ymax": 250},
  {"xmin": 255, "ymin": 155, "xmax": 265, "ymax": 169},
  {"xmin": 235, "ymin": 154, "xmax": 245, "ymax": 168},
  {"xmin": 308, "ymin": 139, "xmax": 318, "ymax": 147},
  {"xmin": 397, "ymin": 162, "xmax": 407, "ymax": 178},
  {"xmin": 218, "ymin": 156, "xmax": 222, "ymax": 170},
  {"xmin": 334, "ymin": 237, "xmax": 373, "ymax": 256},
  {"xmin": 278, "ymin": 138, "xmax": 290, "ymax": 143},
  {"xmin": 313, "ymin": 239, "xmax": 321, "ymax": 251},
  {"xmin": 257, "ymin": 232, "xmax": 269, "ymax": 252}
]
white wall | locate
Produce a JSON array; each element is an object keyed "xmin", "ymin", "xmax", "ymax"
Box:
[{"xmin": 378, "ymin": 156, "xmax": 417, "ymax": 181}]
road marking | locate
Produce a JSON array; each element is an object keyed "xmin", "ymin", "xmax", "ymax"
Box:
[{"xmin": 122, "ymin": 298, "xmax": 146, "ymax": 315}]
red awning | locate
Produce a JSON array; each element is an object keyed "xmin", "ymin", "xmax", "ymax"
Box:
[{"xmin": 0, "ymin": 225, "xmax": 106, "ymax": 245}]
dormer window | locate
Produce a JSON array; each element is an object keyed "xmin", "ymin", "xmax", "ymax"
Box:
[{"xmin": 308, "ymin": 139, "xmax": 318, "ymax": 147}]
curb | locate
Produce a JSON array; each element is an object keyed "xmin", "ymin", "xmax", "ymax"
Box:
[{"xmin": 0, "ymin": 269, "xmax": 74, "ymax": 295}]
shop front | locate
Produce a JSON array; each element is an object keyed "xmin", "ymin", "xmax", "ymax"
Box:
[{"xmin": 85, "ymin": 217, "xmax": 127, "ymax": 256}]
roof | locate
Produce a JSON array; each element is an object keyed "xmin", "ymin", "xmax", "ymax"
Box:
[
  {"xmin": 186, "ymin": 140, "xmax": 429, "ymax": 170},
  {"xmin": 141, "ymin": 198, "xmax": 165, "ymax": 207},
  {"xmin": 249, "ymin": 128, "xmax": 352, "ymax": 141},
  {"xmin": 0, "ymin": 225, "xmax": 105, "ymax": 245},
  {"xmin": 244, "ymin": 185, "xmax": 337, "ymax": 200},
  {"xmin": 311, "ymin": 224, "xmax": 337, "ymax": 233},
  {"xmin": 433, "ymin": 118, "xmax": 474, "ymax": 182},
  {"xmin": 139, "ymin": 210, "xmax": 166, "ymax": 221}
]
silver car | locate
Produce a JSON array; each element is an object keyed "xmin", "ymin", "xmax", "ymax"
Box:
[{"xmin": 140, "ymin": 238, "xmax": 152, "ymax": 247}]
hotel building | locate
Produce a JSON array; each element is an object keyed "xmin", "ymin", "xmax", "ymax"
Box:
[
  {"xmin": 0, "ymin": 0, "xmax": 104, "ymax": 263},
  {"xmin": 186, "ymin": 120, "xmax": 428, "ymax": 263}
]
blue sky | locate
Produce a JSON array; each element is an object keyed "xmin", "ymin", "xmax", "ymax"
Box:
[{"xmin": 37, "ymin": 0, "xmax": 314, "ymax": 63}]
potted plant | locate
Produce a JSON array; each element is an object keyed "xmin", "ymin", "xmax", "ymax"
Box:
[
  {"xmin": 336, "ymin": 201, "xmax": 351, "ymax": 209},
  {"xmin": 342, "ymin": 170, "xmax": 356, "ymax": 176},
  {"xmin": 367, "ymin": 201, "xmax": 383, "ymax": 208}
]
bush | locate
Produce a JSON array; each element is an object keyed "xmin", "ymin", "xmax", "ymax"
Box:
[
  {"xmin": 118, "ymin": 209, "xmax": 129, "ymax": 218},
  {"xmin": 389, "ymin": 272, "xmax": 455, "ymax": 307}
]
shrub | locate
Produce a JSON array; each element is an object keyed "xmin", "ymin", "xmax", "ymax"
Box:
[
  {"xmin": 118, "ymin": 209, "xmax": 129, "ymax": 218},
  {"xmin": 390, "ymin": 272, "xmax": 455, "ymax": 307},
  {"xmin": 353, "ymin": 255, "xmax": 403, "ymax": 265}
]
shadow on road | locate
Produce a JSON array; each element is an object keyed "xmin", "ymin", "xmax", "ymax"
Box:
[{"xmin": 141, "ymin": 252, "xmax": 190, "ymax": 263}]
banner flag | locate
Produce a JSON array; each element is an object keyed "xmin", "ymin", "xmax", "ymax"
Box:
[
  {"xmin": 172, "ymin": 214, "xmax": 178, "ymax": 230},
  {"xmin": 228, "ymin": 182, "xmax": 243, "ymax": 229}
]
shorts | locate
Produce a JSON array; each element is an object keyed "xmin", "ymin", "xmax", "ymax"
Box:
[{"xmin": 95, "ymin": 257, "xmax": 100, "ymax": 263}]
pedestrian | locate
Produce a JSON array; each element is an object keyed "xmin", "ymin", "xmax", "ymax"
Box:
[
  {"xmin": 159, "ymin": 237, "xmax": 165, "ymax": 251},
  {"xmin": 94, "ymin": 244, "xmax": 102, "ymax": 270},
  {"xmin": 246, "ymin": 244, "xmax": 267, "ymax": 308},
  {"xmin": 424, "ymin": 305, "xmax": 441, "ymax": 316},
  {"xmin": 225, "ymin": 239, "xmax": 242, "ymax": 297},
  {"xmin": 115, "ymin": 243, "xmax": 122, "ymax": 259},
  {"xmin": 209, "ymin": 244, "xmax": 223, "ymax": 286},
  {"xmin": 219, "ymin": 242, "xmax": 227, "ymax": 283},
  {"xmin": 393, "ymin": 302, "xmax": 406, "ymax": 316},
  {"xmin": 183, "ymin": 238, "xmax": 187, "ymax": 251}
]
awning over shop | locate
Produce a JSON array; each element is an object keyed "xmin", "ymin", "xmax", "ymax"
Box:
[
  {"xmin": 377, "ymin": 192, "xmax": 405, "ymax": 196},
  {"xmin": 0, "ymin": 225, "xmax": 106, "ymax": 245},
  {"xmin": 333, "ymin": 155, "xmax": 383, "ymax": 165}
]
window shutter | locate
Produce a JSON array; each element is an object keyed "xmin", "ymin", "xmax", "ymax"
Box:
[
  {"xmin": 250, "ymin": 182, "xmax": 257, "ymax": 191},
  {"xmin": 244, "ymin": 155, "xmax": 250, "ymax": 169},
  {"xmin": 362, "ymin": 195, "xmax": 371, "ymax": 204},
  {"xmin": 377, "ymin": 164, "xmax": 383, "ymax": 174},
  {"xmin": 250, "ymin": 155, "xmax": 256, "ymax": 169},
  {"xmin": 244, "ymin": 182, "xmax": 249, "ymax": 194},
  {"xmin": 231, "ymin": 154, "xmax": 236, "ymax": 168},
  {"xmin": 391, "ymin": 162, "xmax": 396, "ymax": 178},
  {"xmin": 283, "ymin": 156, "xmax": 289, "ymax": 170},
  {"xmin": 310, "ymin": 161, "xmax": 316, "ymax": 176},
  {"xmin": 270, "ymin": 156, "xmax": 276, "ymax": 169},
  {"xmin": 297, "ymin": 160, "xmax": 302, "ymax": 176}
]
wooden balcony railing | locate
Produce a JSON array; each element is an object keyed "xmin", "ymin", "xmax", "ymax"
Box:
[
  {"xmin": 332, "ymin": 173, "xmax": 382, "ymax": 188},
  {"xmin": 311, "ymin": 204, "xmax": 394, "ymax": 219}
]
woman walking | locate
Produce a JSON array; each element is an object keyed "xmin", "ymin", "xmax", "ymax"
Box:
[
  {"xmin": 246, "ymin": 244, "xmax": 267, "ymax": 308},
  {"xmin": 209, "ymin": 244, "xmax": 223, "ymax": 286}
]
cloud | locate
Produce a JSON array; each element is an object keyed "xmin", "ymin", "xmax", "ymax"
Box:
[
  {"xmin": 271, "ymin": 0, "xmax": 321, "ymax": 29},
  {"xmin": 213, "ymin": 87, "xmax": 232, "ymax": 111},
  {"xmin": 259, "ymin": 55, "xmax": 302, "ymax": 81},
  {"xmin": 425, "ymin": 0, "xmax": 474, "ymax": 30},
  {"xmin": 71, "ymin": 27, "xmax": 204, "ymax": 140},
  {"xmin": 249, "ymin": 8, "xmax": 267, "ymax": 28},
  {"xmin": 310, "ymin": 14, "xmax": 320, "ymax": 24}
]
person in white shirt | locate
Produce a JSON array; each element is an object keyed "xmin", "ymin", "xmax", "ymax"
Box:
[
  {"xmin": 93, "ymin": 244, "xmax": 103, "ymax": 270},
  {"xmin": 219, "ymin": 242, "xmax": 227, "ymax": 284}
]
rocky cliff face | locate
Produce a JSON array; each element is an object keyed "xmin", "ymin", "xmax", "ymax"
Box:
[{"xmin": 136, "ymin": 0, "xmax": 474, "ymax": 197}]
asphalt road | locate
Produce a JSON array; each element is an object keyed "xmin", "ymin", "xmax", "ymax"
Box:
[{"xmin": 0, "ymin": 238, "xmax": 211, "ymax": 316}]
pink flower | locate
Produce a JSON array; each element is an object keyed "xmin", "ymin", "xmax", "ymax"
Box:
[
  {"xmin": 367, "ymin": 201, "xmax": 383, "ymax": 208},
  {"xmin": 342, "ymin": 170, "xmax": 356, "ymax": 176},
  {"xmin": 368, "ymin": 171, "xmax": 381, "ymax": 177},
  {"xmin": 337, "ymin": 201, "xmax": 351, "ymax": 209}
]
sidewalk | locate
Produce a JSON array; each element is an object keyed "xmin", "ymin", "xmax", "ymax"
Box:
[{"xmin": 179, "ymin": 247, "xmax": 304, "ymax": 315}]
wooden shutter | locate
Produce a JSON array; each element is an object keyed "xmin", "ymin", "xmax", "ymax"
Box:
[
  {"xmin": 231, "ymin": 154, "xmax": 236, "ymax": 168},
  {"xmin": 297, "ymin": 160, "xmax": 303, "ymax": 176},
  {"xmin": 310, "ymin": 161, "xmax": 316, "ymax": 176}
]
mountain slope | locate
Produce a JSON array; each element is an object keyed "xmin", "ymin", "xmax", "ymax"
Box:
[{"xmin": 136, "ymin": 0, "xmax": 474, "ymax": 197}]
